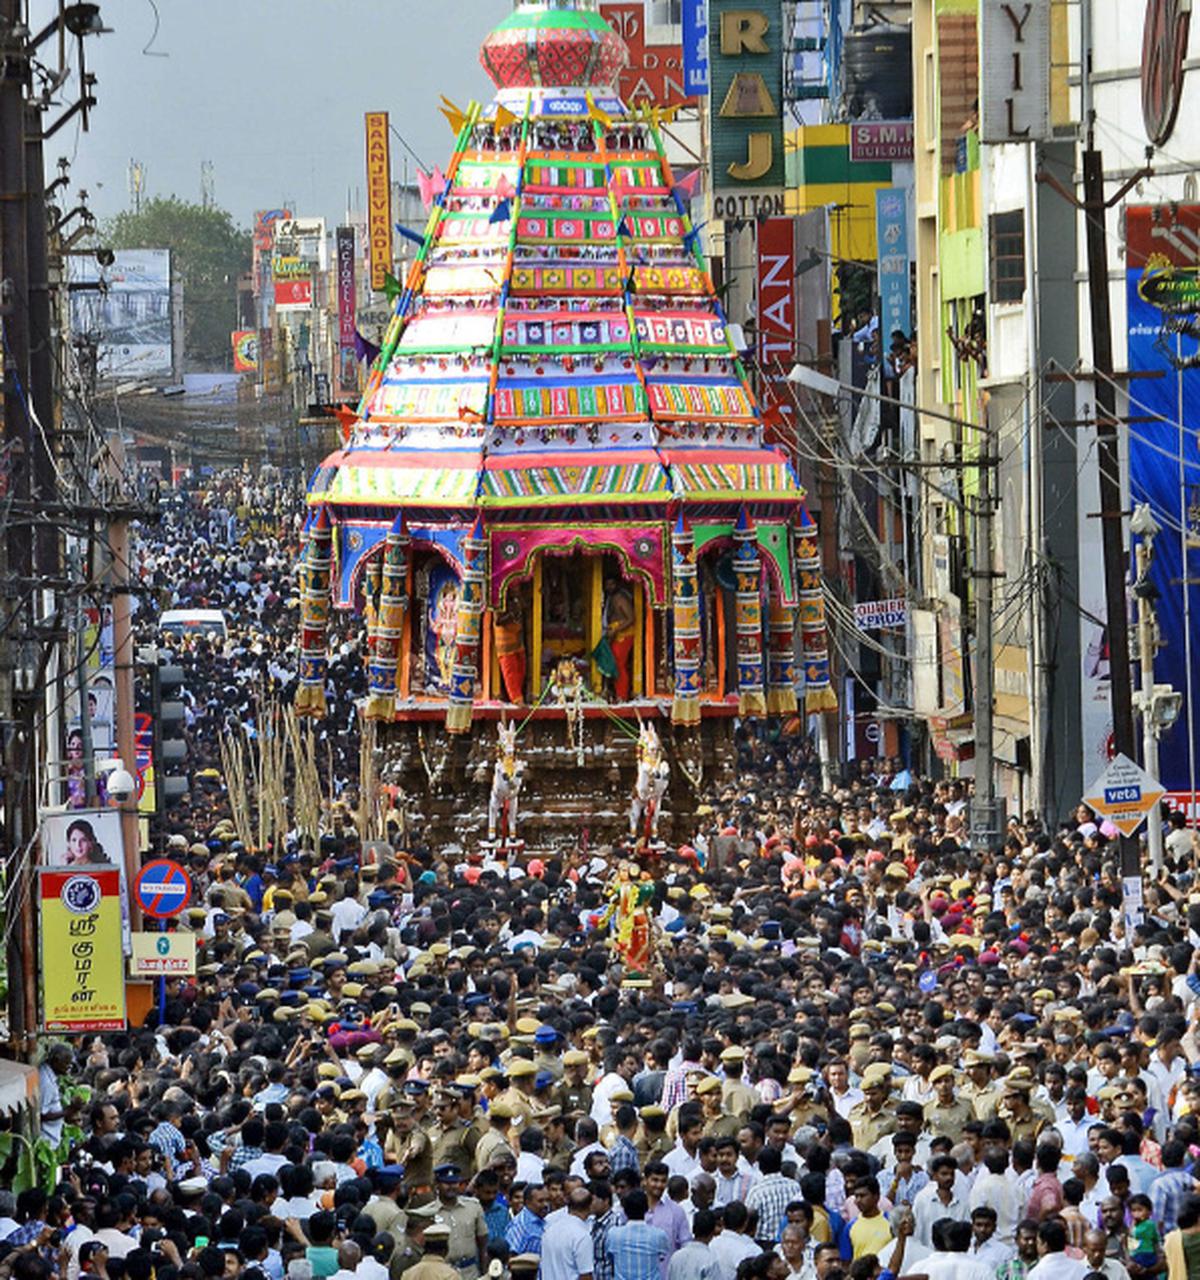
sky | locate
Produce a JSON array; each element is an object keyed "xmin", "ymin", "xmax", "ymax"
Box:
[{"xmin": 38, "ymin": 0, "xmax": 512, "ymax": 232}]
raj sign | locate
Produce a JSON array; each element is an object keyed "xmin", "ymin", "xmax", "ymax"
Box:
[
  {"xmin": 979, "ymin": 0, "xmax": 1051, "ymax": 143},
  {"xmin": 1082, "ymin": 752, "xmax": 1166, "ymax": 838}
]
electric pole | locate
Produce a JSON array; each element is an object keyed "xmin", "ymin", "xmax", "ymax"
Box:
[{"xmin": 970, "ymin": 418, "xmax": 999, "ymax": 848}]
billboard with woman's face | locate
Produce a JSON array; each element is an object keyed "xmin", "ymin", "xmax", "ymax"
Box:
[{"xmin": 40, "ymin": 809, "xmax": 122, "ymax": 867}]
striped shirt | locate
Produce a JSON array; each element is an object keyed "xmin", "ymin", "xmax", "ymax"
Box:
[{"xmin": 608, "ymin": 1221, "xmax": 669, "ymax": 1280}]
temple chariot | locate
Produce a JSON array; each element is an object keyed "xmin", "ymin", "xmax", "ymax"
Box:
[{"xmin": 295, "ymin": 0, "xmax": 834, "ymax": 847}]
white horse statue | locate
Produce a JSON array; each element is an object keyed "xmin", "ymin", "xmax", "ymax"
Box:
[
  {"xmin": 630, "ymin": 721, "xmax": 670, "ymax": 843},
  {"xmin": 488, "ymin": 720, "xmax": 525, "ymax": 843}
]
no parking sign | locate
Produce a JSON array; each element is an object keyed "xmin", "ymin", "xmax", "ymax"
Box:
[{"xmin": 135, "ymin": 859, "xmax": 191, "ymax": 920}]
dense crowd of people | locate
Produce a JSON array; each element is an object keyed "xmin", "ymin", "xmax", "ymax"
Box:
[{"xmin": 8, "ymin": 472, "xmax": 1200, "ymax": 1280}]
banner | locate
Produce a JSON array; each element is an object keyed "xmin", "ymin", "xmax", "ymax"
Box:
[
  {"xmin": 876, "ymin": 188, "xmax": 911, "ymax": 344},
  {"xmin": 366, "ymin": 111, "xmax": 394, "ymax": 293},
  {"xmin": 756, "ymin": 216, "xmax": 796, "ymax": 435},
  {"xmin": 600, "ymin": 3, "xmax": 692, "ymax": 106},
  {"xmin": 253, "ymin": 209, "xmax": 292, "ymax": 301},
  {"xmin": 682, "ymin": 0, "xmax": 709, "ymax": 95},
  {"xmin": 40, "ymin": 808, "xmax": 123, "ymax": 868},
  {"xmin": 707, "ymin": 0, "xmax": 785, "ymax": 196},
  {"xmin": 40, "ymin": 867, "xmax": 126, "ymax": 1033},
  {"xmin": 68, "ymin": 250, "xmax": 173, "ymax": 380},
  {"xmin": 1125, "ymin": 204, "xmax": 1200, "ymax": 795},
  {"xmin": 275, "ymin": 278, "xmax": 313, "ymax": 311},
  {"xmin": 336, "ymin": 226, "xmax": 358, "ymax": 398},
  {"xmin": 231, "ymin": 330, "xmax": 258, "ymax": 372}
]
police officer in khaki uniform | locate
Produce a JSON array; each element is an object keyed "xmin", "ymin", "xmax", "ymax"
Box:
[
  {"xmin": 365, "ymin": 1166, "xmax": 408, "ymax": 1236},
  {"xmin": 960, "ymin": 1050, "xmax": 1000, "ymax": 1121},
  {"xmin": 538, "ymin": 1105, "xmax": 573, "ymax": 1172},
  {"xmin": 638, "ymin": 1104, "xmax": 672, "ymax": 1164},
  {"xmin": 783, "ymin": 1066, "xmax": 829, "ymax": 1130},
  {"xmin": 557, "ymin": 1049, "xmax": 593, "ymax": 1118},
  {"xmin": 532, "ymin": 1026, "xmax": 565, "ymax": 1081},
  {"xmin": 473, "ymin": 1101, "xmax": 514, "ymax": 1173},
  {"xmin": 429, "ymin": 1093, "xmax": 473, "ymax": 1174},
  {"xmin": 719, "ymin": 1047, "xmax": 758, "ymax": 1120},
  {"xmin": 390, "ymin": 1203, "xmax": 438, "ymax": 1280},
  {"xmin": 698, "ymin": 1076, "xmax": 741, "ymax": 1139},
  {"xmin": 399, "ymin": 1220, "xmax": 457, "ymax": 1280},
  {"xmin": 849, "ymin": 1064, "xmax": 896, "ymax": 1150},
  {"xmin": 430, "ymin": 1165, "xmax": 487, "ymax": 1280},
  {"xmin": 922, "ymin": 1065, "xmax": 974, "ymax": 1142},
  {"xmin": 493, "ymin": 1059, "xmax": 537, "ymax": 1130},
  {"xmin": 998, "ymin": 1071, "xmax": 1049, "ymax": 1144}
]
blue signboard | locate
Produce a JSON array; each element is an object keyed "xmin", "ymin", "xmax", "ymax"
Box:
[
  {"xmin": 1125, "ymin": 204, "xmax": 1200, "ymax": 797},
  {"xmin": 683, "ymin": 0, "xmax": 709, "ymax": 96},
  {"xmin": 875, "ymin": 188, "xmax": 911, "ymax": 344}
]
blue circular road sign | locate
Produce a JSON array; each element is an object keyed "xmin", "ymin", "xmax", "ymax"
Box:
[{"xmin": 135, "ymin": 859, "xmax": 192, "ymax": 920}]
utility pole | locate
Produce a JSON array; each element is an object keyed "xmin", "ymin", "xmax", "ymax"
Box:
[
  {"xmin": 1, "ymin": 0, "xmax": 37, "ymax": 1054},
  {"xmin": 970, "ymin": 414, "xmax": 999, "ymax": 847},
  {"xmin": 1033, "ymin": 0, "xmax": 1152, "ymax": 925},
  {"xmin": 1081, "ymin": 140, "xmax": 1144, "ymax": 919}
]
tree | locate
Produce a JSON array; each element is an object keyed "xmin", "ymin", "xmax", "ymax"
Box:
[{"xmin": 105, "ymin": 196, "xmax": 251, "ymax": 371}]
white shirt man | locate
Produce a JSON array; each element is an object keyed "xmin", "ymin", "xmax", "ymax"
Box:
[
  {"xmin": 330, "ymin": 894, "xmax": 367, "ymax": 942},
  {"xmin": 912, "ymin": 1182, "xmax": 970, "ymax": 1250},
  {"xmin": 540, "ymin": 1201, "xmax": 594, "ymax": 1280}
]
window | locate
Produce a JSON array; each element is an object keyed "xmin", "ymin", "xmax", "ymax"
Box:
[
  {"xmin": 990, "ymin": 210, "xmax": 1025, "ymax": 303},
  {"xmin": 647, "ymin": 0, "xmax": 683, "ymax": 28}
]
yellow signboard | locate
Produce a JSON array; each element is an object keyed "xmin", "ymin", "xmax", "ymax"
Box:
[
  {"xmin": 365, "ymin": 111, "xmax": 394, "ymax": 293},
  {"xmin": 129, "ymin": 931, "xmax": 196, "ymax": 977},
  {"xmin": 40, "ymin": 868, "xmax": 126, "ymax": 1033}
]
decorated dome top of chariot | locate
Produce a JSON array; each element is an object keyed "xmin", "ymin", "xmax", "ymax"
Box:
[{"xmin": 480, "ymin": 0, "xmax": 630, "ymax": 94}]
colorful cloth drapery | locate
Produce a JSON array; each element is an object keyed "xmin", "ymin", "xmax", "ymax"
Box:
[
  {"xmin": 766, "ymin": 603, "xmax": 798, "ymax": 716},
  {"xmin": 796, "ymin": 509, "xmax": 837, "ymax": 713},
  {"xmin": 364, "ymin": 512, "xmax": 410, "ymax": 722},
  {"xmin": 446, "ymin": 514, "xmax": 487, "ymax": 734},
  {"xmin": 670, "ymin": 513, "xmax": 701, "ymax": 726},
  {"xmin": 733, "ymin": 507, "xmax": 766, "ymax": 717},
  {"xmin": 295, "ymin": 505, "xmax": 332, "ymax": 718}
]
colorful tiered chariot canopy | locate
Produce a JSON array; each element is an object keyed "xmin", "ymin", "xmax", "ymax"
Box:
[{"xmin": 300, "ymin": 0, "xmax": 835, "ymax": 726}]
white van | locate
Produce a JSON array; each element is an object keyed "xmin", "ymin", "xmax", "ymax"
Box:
[{"xmin": 159, "ymin": 608, "xmax": 228, "ymax": 641}]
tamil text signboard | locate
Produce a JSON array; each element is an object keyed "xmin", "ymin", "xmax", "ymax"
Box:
[{"xmin": 40, "ymin": 868, "xmax": 126, "ymax": 1033}]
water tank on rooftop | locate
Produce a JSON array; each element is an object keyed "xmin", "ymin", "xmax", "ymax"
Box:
[{"xmin": 842, "ymin": 25, "xmax": 912, "ymax": 121}]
